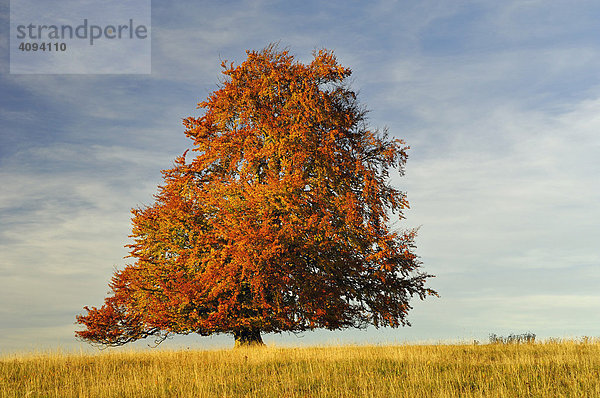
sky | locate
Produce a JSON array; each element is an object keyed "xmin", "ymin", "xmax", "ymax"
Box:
[{"xmin": 1, "ymin": 0, "xmax": 599, "ymax": 353}]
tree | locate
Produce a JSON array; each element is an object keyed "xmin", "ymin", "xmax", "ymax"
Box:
[{"xmin": 76, "ymin": 45, "xmax": 437, "ymax": 348}]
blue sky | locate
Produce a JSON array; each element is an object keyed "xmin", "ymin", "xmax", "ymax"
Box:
[{"xmin": 1, "ymin": 0, "xmax": 599, "ymax": 352}]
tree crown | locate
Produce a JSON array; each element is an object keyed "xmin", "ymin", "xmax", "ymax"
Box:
[{"xmin": 76, "ymin": 45, "xmax": 436, "ymax": 347}]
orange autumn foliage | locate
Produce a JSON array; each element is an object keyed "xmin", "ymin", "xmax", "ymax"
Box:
[{"xmin": 76, "ymin": 45, "xmax": 437, "ymax": 347}]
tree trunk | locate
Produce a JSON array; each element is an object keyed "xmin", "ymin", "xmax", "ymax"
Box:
[{"xmin": 234, "ymin": 328, "xmax": 264, "ymax": 347}]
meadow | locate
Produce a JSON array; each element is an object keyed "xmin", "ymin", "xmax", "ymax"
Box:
[{"xmin": 1, "ymin": 339, "xmax": 599, "ymax": 397}]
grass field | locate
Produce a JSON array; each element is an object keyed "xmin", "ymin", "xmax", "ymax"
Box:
[{"xmin": 2, "ymin": 339, "xmax": 599, "ymax": 397}]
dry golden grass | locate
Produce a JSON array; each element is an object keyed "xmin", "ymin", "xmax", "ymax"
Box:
[{"xmin": 2, "ymin": 339, "xmax": 600, "ymax": 397}]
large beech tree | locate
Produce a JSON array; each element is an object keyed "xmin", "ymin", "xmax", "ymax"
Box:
[{"xmin": 76, "ymin": 46, "xmax": 437, "ymax": 347}]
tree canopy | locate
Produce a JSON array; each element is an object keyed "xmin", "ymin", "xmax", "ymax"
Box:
[{"xmin": 76, "ymin": 45, "xmax": 437, "ymax": 347}]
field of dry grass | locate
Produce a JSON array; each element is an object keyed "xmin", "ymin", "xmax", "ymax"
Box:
[{"xmin": 2, "ymin": 339, "xmax": 599, "ymax": 397}]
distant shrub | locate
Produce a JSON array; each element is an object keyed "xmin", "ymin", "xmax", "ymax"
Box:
[{"xmin": 489, "ymin": 332, "xmax": 536, "ymax": 344}]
